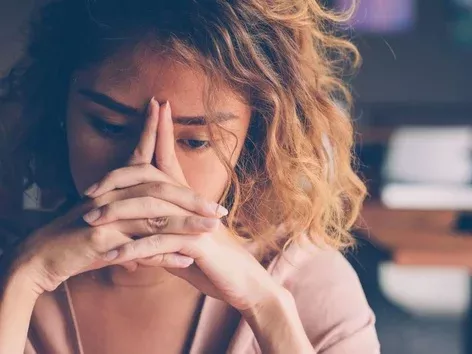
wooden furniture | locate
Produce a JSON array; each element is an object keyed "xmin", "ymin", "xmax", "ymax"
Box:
[
  {"xmin": 359, "ymin": 202, "xmax": 472, "ymax": 353},
  {"xmin": 359, "ymin": 202, "xmax": 472, "ymax": 271}
]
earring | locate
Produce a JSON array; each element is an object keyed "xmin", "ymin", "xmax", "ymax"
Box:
[{"xmin": 59, "ymin": 120, "xmax": 65, "ymax": 131}]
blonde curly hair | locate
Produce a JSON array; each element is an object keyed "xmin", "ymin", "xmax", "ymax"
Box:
[{"xmin": 0, "ymin": 0, "xmax": 365, "ymax": 258}]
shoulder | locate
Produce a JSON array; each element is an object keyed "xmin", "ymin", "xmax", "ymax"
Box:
[{"xmin": 268, "ymin": 238, "xmax": 380, "ymax": 353}]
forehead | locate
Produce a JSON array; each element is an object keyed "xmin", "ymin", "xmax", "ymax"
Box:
[{"xmin": 71, "ymin": 46, "xmax": 249, "ymax": 117}]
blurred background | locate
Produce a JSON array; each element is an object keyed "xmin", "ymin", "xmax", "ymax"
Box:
[
  {"xmin": 1, "ymin": 1, "xmax": 472, "ymax": 353},
  {"xmin": 328, "ymin": 1, "xmax": 472, "ymax": 354}
]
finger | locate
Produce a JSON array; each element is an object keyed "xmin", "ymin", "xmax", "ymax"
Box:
[
  {"xmin": 103, "ymin": 215, "xmax": 220, "ymax": 237},
  {"xmin": 82, "ymin": 197, "xmax": 193, "ymax": 225},
  {"xmin": 119, "ymin": 261, "xmax": 139, "ymax": 272},
  {"xmin": 128, "ymin": 97, "xmax": 160, "ymax": 166},
  {"xmin": 128, "ymin": 253, "xmax": 194, "ymax": 268},
  {"xmin": 85, "ymin": 227, "xmax": 132, "ymax": 254},
  {"xmin": 51, "ymin": 197, "xmax": 100, "ymax": 228},
  {"xmin": 84, "ymin": 259, "xmax": 139, "ymax": 273},
  {"xmin": 104, "ymin": 233, "xmax": 201, "ymax": 264},
  {"xmin": 92, "ymin": 182, "xmax": 228, "ymax": 218},
  {"xmin": 155, "ymin": 101, "xmax": 188, "ymax": 186},
  {"xmin": 71, "ymin": 227, "xmax": 134, "ymax": 274},
  {"xmin": 84, "ymin": 164, "xmax": 177, "ymax": 198}
]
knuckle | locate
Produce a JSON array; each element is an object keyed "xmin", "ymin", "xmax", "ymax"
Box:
[
  {"xmin": 86, "ymin": 227, "xmax": 106, "ymax": 247},
  {"xmin": 183, "ymin": 216, "xmax": 199, "ymax": 231},
  {"xmin": 121, "ymin": 241, "xmax": 137, "ymax": 258},
  {"xmin": 192, "ymin": 192, "xmax": 204, "ymax": 207},
  {"xmin": 141, "ymin": 196, "xmax": 157, "ymax": 211},
  {"xmin": 147, "ymin": 235, "xmax": 162, "ymax": 249},
  {"xmin": 148, "ymin": 182, "xmax": 166, "ymax": 198},
  {"xmin": 150, "ymin": 253, "xmax": 165, "ymax": 264},
  {"xmin": 146, "ymin": 217, "xmax": 169, "ymax": 233}
]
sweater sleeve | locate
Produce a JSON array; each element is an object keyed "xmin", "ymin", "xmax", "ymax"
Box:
[{"xmin": 281, "ymin": 247, "xmax": 380, "ymax": 354}]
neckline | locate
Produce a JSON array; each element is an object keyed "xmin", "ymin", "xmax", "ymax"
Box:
[
  {"xmin": 60, "ymin": 241, "xmax": 287, "ymax": 353},
  {"xmin": 63, "ymin": 280, "xmax": 85, "ymax": 354},
  {"xmin": 62, "ymin": 279, "xmax": 208, "ymax": 354}
]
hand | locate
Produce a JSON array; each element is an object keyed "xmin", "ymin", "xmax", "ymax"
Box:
[
  {"xmin": 82, "ymin": 98, "xmax": 228, "ymax": 272},
  {"xmin": 9, "ymin": 99, "xmax": 216, "ymax": 295},
  {"xmin": 10, "ymin": 201, "xmax": 133, "ymax": 295},
  {"xmin": 87, "ymin": 99, "xmax": 284, "ymax": 313},
  {"xmin": 12, "ymin": 193, "xmax": 215, "ymax": 295}
]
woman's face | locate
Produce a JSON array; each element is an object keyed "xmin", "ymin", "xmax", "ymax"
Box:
[{"xmin": 65, "ymin": 49, "xmax": 251, "ymax": 202}]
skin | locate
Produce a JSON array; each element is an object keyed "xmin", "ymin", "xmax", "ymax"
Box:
[
  {"xmin": 66, "ymin": 51, "xmax": 251, "ymax": 286},
  {"xmin": 0, "ymin": 47, "xmax": 314, "ymax": 353},
  {"xmin": 67, "ymin": 53, "xmax": 250, "ymax": 203}
]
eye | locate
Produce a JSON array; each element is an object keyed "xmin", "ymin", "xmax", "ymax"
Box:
[
  {"xmin": 88, "ymin": 115, "xmax": 127, "ymax": 138},
  {"xmin": 178, "ymin": 139, "xmax": 210, "ymax": 150}
]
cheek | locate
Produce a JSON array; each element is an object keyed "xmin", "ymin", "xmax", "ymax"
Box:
[
  {"xmin": 67, "ymin": 119, "xmax": 131, "ymax": 195},
  {"xmin": 178, "ymin": 152, "xmax": 230, "ymax": 202},
  {"xmin": 177, "ymin": 130, "xmax": 246, "ymax": 202}
]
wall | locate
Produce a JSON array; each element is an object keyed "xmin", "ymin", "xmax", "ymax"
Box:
[
  {"xmin": 353, "ymin": 0, "xmax": 472, "ymax": 104},
  {"xmin": 0, "ymin": 0, "xmax": 37, "ymax": 75}
]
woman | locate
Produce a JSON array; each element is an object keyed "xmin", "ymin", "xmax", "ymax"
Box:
[{"xmin": 0, "ymin": 0, "xmax": 379, "ymax": 353}]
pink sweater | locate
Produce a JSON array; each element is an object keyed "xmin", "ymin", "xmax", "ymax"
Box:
[{"xmin": 25, "ymin": 239, "xmax": 380, "ymax": 353}]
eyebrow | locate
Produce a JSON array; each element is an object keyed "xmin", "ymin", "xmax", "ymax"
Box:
[
  {"xmin": 78, "ymin": 89, "xmax": 142, "ymax": 117},
  {"xmin": 78, "ymin": 88, "xmax": 239, "ymax": 125}
]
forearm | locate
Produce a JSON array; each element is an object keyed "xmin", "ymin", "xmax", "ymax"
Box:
[
  {"xmin": 242, "ymin": 288, "xmax": 314, "ymax": 354},
  {"xmin": 0, "ymin": 267, "xmax": 39, "ymax": 354}
]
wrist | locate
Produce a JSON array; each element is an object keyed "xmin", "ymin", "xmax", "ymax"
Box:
[
  {"xmin": 242, "ymin": 287, "xmax": 313, "ymax": 353},
  {"xmin": 241, "ymin": 285, "xmax": 293, "ymax": 323},
  {"xmin": 4, "ymin": 256, "xmax": 47, "ymax": 298},
  {"xmin": 0, "ymin": 261, "xmax": 41, "ymax": 354},
  {"xmin": 2, "ymin": 265, "xmax": 42, "ymax": 303}
]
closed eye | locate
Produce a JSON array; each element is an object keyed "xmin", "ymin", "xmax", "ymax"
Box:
[{"xmin": 87, "ymin": 114, "xmax": 128, "ymax": 138}]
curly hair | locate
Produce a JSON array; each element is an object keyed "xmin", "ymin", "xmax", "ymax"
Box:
[{"xmin": 0, "ymin": 0, "xmax": 365, "ymax": 259}]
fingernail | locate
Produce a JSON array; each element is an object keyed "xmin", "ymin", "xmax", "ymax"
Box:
[
  {"xmin": 200, "ymin": 217, "xmax": 220, "ymax": 229},
  {"xmin": 104, "ymin": 250, "xmax": 119, "ymax": 261},
  {"xmin": 164, "ymin": 100, "xmax": 171, "ymax": 115},
  {"xmin": 83, "ymin": 208, "xmax": 101, "ymax": 223},
  {"xmin": 206, "ymin": 202, "xmax": 228, "ymax": 217},
  {"xmin": 147, "ymin": 97, "xmax": 158, "ymax": 115},
  {"xmin": 177, "ymin": 256, "xmax": 194, "ymax": 267},
  {"xmin": 84, "ymin": 183, "xmax": 98, "ymax": 196}
]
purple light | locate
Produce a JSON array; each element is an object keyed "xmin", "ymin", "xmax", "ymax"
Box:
[{"xmin": 336, "ymin": 0, "xmax": 415, "ymax": 33}]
